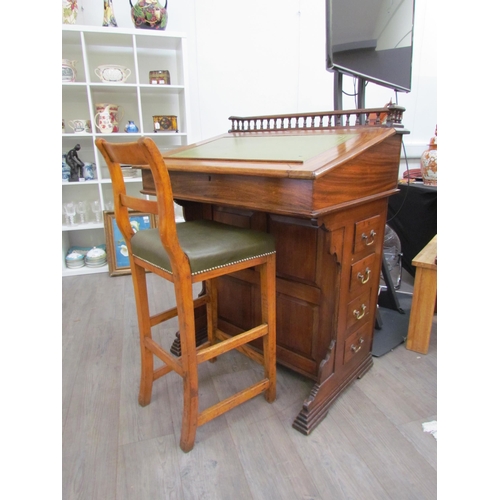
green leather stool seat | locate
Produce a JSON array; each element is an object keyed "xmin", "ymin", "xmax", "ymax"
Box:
[{"xmin": 131, "ymin": 219, "xmax": 275, "ymax": 275}]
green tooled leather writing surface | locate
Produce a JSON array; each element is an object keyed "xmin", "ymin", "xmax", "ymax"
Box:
[{"xmin": 169, "ymin": 134, "xmax": 356, "ymax": 163}]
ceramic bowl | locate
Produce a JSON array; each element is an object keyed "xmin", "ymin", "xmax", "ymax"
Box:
[
  {"xmin": 65, "ymin": 252, "xmax": 85, "ymax": 269},
  {"xmin": 85, "ymin": 247, "xmax": 107, "ymax": 267},
  {"xmin": 95, "ymin": 65, "xmax": 131, "ymax": 83}
]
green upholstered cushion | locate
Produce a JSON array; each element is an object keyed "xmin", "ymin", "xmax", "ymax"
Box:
[{"xmin": 130, "ymin": 219, "xmax": 275, "ymax": 275}]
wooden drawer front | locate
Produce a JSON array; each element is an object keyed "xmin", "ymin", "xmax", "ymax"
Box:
[
  {"xmin": 344, "ymin": 322, "xmax": 372, "ymax": 364},
  {"xmin": 346, "ymin": 290, "xmax": 371, "ymax": 331},
  {"xmin": 353, "ymin": 215, "xmax": 381, "ymax": 255},
  {"xmin": 350, "ymin": 253, "xmax": 377, "ymax": 293}
]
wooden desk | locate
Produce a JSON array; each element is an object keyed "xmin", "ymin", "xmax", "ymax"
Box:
[
  {"xmin": 141, "ymin": 108, "xmax": 406, "ymax": 434},
  {"xmin": 406, "ymin": 235, "xmax": 437, "ymax": 354}
]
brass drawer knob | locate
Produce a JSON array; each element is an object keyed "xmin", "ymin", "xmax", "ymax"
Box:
[{"xmin": 361, "ymin": 230, "xmax": 376, "ymax": 246}]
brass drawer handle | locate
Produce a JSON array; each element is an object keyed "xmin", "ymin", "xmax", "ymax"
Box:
[
  {"xmin": 353, "ymin": 304, "xmax": 367, "ymax": 320},
  {"xmin": 357, "ymin": 267, "xmax": 371, "ymax": 284},
  {"xmin": 350, "ymin": 337, "xmax": 364, "ymax": 353},
  {"xmin": 361, "ymin": 230, "xmax": 376, "ymax": 246}
]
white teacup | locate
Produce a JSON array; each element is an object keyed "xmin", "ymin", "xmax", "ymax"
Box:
[{"xmin": 69, "ymin": 119, "xmax": 88, "ymax": 133}]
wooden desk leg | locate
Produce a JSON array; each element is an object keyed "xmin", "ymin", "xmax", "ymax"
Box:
[{"xmin": 406, "ymin": 267, "xmax": 437, "ymax": 354}]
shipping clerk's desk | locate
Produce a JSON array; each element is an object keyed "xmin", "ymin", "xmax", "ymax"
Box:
[{"xmin": 141, "ymin": 116, "xmax": 405, "ymax": 434}]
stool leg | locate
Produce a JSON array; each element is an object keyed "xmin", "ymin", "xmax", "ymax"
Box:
[
  {"xmin": 175, "ymin": 276, "xmax": 200, "ymax": 453},
  {"xmin": 132, "ymin": 264, "xmax": 154, "ymax": 407},
  {"xmin": 261, "ymin": 254, "xmax": 277, "ymax": 403},
  {"xmin": 206, "ymin": 278, "xmax": 218, "ymax": 362}
]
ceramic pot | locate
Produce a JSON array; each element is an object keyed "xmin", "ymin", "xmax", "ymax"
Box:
[
  {"xmin": 95, "ymin": 65, "xmax": 131, "ymax": 83},
  {"xmin": 420, "ymin": 127, "xmax": 437, "ymax": 186},
  {"xmin": 62, "ymin": 0, "xmax": 78, "ymax": 24},
  {"xmin": 125, "ymin": 120, "xmax": 139, "ymax": 133},
  {"xmin": 130, "ymin": 0, "xmax": 168, "ymax": 30},
  {"xmin": 94, "ymin": 103, "xmax": 122, "ymax": 132},
  {"xmin": 62, "ymin": 59, "xmax": 77, "ymax": 82}
]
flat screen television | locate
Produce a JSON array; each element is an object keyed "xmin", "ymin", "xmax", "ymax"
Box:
[{"xmin": 326, "ymin": 0, "xmax": 415, "ymax": 93}]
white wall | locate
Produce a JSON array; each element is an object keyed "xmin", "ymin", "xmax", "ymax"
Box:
[{"xmin": 74, "ymin": 0, "xmax": 436, "ymax": 157}]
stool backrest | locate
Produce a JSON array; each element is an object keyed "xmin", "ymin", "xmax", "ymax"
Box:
[{"xmin": 96, "ymin": 137, "xmax": 186, "ymax": 273}]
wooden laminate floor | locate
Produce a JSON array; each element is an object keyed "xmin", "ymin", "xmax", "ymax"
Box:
[{"xmin": 62, "ymin": 271, "xmax": 437, "ymax": 499}]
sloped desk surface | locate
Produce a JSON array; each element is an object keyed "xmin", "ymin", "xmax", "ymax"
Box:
[
  {"xmin": 163, "ymin": 127, "xmax": 397, "ymax": 179},
  {"xmin": 143, "ymin": 127, "xmax": 403, "ymax": 220},
  {"xmin": 142, "ymin": 124, "xmax": 404, "ymax": 435}
]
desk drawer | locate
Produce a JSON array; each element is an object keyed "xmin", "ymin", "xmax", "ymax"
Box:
[
  {"xmin": 344, "ymin": 322, "xmax": 371, "ymax": 364},
  {"xmin": 349, "ymin": 253, "xmax": 377, "ymax": 294},
  {"xmin": 346, "ymin": 289, "xmax": 371, "ymax": 331},
  {"xmin": 353, "ymin": 215, "xmax": 381, "ymax": 255}
]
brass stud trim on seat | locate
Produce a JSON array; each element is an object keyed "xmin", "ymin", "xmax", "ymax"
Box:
[{"xmin": 137, "ymin": 250, "xmax": 277, "ymax": 276}]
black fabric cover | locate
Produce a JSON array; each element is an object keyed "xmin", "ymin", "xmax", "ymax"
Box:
[{"xmin": 387, "ymin": 182, "xmax": 437, "ymax": 276}]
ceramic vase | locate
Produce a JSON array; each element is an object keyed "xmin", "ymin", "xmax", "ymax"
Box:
[
  {"xmin": 420, "ymin": 126, "xmax": 437, "ymax": 186},
  {"xmin": 130, "ymin": 0, "xmax": 168, "ymax": 30},
  {"xmin": 62, "ymin": 0, "xmax": 78, "ymax": 24},
  {"xmin": 125, "ymin": 121, "xmax": 139, "ymax": 133},
  {"xmin": 103, "ymin": 0, "xmax": 118, "ymax": 27}
]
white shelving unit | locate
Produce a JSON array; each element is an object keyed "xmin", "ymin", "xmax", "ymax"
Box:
[{"xmin": 62, "ymin": 25, "xmax": 190, "ymax": 277}]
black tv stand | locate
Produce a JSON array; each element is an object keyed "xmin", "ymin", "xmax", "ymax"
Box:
[{"xmin": 333, "ymin": 71, "xmax": 367, "ymax": 116}]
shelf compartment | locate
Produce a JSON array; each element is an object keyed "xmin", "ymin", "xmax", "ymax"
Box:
[
  {"xmin": 141, "ymin": 94, "xmax": 183, "ymax": 134},
  {"xmin": 135, "ymin": 36, "xmax": 185, "ymax": 86},
  {"xmin": 62, "ymin": 85, "xmax": 91, "ymax": 126},
  {"xmin": 89, "ymin": 88, "xmax": 140, "ymax": 134},
  {"xmin": 62, "ymin": 227, "xmax": 108, "ymax": 275},
  {"xmin": 83, "ymin": 31, "xmax": 137, "ymax": 84}
]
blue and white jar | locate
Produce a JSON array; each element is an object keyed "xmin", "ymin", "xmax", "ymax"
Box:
[
  {"xmin": 62, "ymin": 155, "xmax": 71, "ymax": 181},
  {"xmin": 83, "ymin": 162, "xmax": 96, "ymax": 181}
]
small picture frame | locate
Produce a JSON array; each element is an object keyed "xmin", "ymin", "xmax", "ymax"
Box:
[{"xmin": 104, "ymin": 210, "xmax": 157, "ymax": 276}]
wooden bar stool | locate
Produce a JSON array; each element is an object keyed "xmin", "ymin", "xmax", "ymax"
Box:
[{"xmin": 96, "ymin": 137, "xmax": 277, "ymax": 452}]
